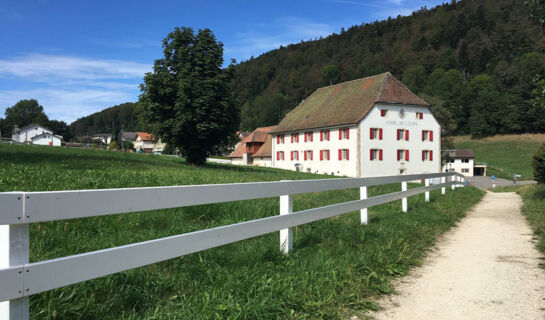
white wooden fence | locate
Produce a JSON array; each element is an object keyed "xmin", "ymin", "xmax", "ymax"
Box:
[{"xmin": 0, "ymin": 172, "xmax": 464, "ymax": 319}]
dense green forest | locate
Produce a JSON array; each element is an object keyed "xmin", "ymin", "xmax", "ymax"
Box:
[
  {"xmin": 68, "ymin": 102, "xmax": 141, "ymax": 139},
  {"xmin": 233, "ymin": 0, "xmax": 545, "ymax": 137}
]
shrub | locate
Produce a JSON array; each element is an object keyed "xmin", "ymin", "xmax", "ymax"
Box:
[{"xmin": 532, "ymin": 143, "xmax": 545, "ymax": 183}]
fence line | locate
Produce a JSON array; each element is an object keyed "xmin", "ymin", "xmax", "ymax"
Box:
[{"xmin": 0, "ymin": 172, "xmax": 465, "ymax": 319}]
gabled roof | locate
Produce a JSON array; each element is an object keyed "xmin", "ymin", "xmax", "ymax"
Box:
[
  {"xmin": 31, "ymin": 133, "xmax": 63, "ymax": 140},
  {"xmin": 446, "ymin": 149, "xmax": 475, "ymax": 158},
  {"xmin": 242, "ymin": 125, "xmax": 276, "ymax": 143},
  {"xmin": 122, "ymin": 132, "xmax": 138, "ymax": 140},
  {"xmin": 271, "ymin": 72, "xmax": 429, "ymax": 133},
  {"xmin": 136, "ymin": 132, "xmax": 156, "ymax": 141},
  {"xmin": 17, "ymin": 123, "xmax": 52, "ymax": 133},
  {"xmin": 252, "ymin": 133, "xmax": 273, "ymax": 158}
]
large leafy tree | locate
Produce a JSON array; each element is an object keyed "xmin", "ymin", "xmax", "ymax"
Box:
[
  {"xmin": 2, "ymin": 99, "xmax": 49, "ymax": 136},
  {"xmin": 138, "ymin": 27, "xmax": 239, "ymax": 165}
]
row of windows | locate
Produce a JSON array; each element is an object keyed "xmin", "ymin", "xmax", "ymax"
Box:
[
  {"xmin": 277, "ymin": 128, "xmax": 350, "ymax": 144},
  {"xmin": 278, "ymin": 128, "xmax": 433, "ymax": 144},
  {"xmin": 369, "ymin": 149, "xmax": 434, "ymax": 161},
  {"xmin": 380, "ymin": 109, "xmax": 424, "ymax": 119},
  {"xmin": 277, "ymin": 149, "xmax": 350, "ymax": 161},
  {"xmin": 277, "ymin": 149, "xmax": 434, "ymax": 162}
]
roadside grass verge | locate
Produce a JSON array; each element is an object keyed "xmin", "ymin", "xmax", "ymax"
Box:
[
  {"xmin": 453, "ymin": 138, "xmax": 541, "ymax": 180},
  {"xmin": 492, "ymin": 184, "xmax": 545, "ymax": 268},
  {"xmin": 0, "ymin": 144, "xmax": 484, "ymax": 319}
]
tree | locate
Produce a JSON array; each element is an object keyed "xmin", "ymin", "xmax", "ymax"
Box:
[
  {"xmin": 4, "ymin": 99, "xmax": 49, "ymax": 134},
  {"xmin": 138, "ymin": 27, "xmax": 239, "ymax": 165},
  {"xmin": 321, "ymin": 64, "xmax": 340, "ymax": 86},
  {"xmin": 402, "ymin": 65, "xmax": 427, "ymax": 93},
  {"xmin": 532, "ymin": 143, "xmax": 545, "ymax": 183},
  {"xmin": 526, "ymin": 0, "xmax": 545, "ymax": 26}
]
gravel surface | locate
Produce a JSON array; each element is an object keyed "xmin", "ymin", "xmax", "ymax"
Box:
[
  {"xmin": 369, "ymin": 192, "xmax": 545, "ymax": 320},
  {"xmin": 466, "ymin": 176, "xmax": 536, "ymax": 190}
]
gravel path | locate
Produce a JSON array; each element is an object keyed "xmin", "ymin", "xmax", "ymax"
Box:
[{"xmin": 370, "ymin": 192, "xmax": 545, "ymax": 320}]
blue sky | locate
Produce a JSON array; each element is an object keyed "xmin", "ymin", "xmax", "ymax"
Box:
[{"xmin": 0, "ymin": 0, "xmax": 447, "ymax": 123}]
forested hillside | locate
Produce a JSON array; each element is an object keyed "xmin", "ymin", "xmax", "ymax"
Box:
[
  {"xmin": 232, "ymin": 0, "xmax": 545, "ymax": 137},
  {"xmin": 69, "ymin": 102, "xmax": 141, "ymax": 139}
]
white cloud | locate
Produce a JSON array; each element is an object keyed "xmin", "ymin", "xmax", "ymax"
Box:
[{"xmin": 0, "ymin": 54, "xmax": 151, "ymax": 81}]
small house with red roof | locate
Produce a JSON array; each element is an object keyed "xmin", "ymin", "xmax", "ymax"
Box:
[
  {"xmin": 228, "ymin": 126, "xmax": 276, "ymax": 167},
  {"xmin": 134, "ymin": 132, "xmax": 159, "ymax": 153},
  {"xmin": 271, "ymin": 72, "xmax": 441, "ymax": 177}
]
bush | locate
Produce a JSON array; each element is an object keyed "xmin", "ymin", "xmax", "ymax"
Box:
[
  {"xmin": 108, "ymin": 141, "xmax": 119, "ymax": 150},
  {"xmin": 532, "ymin": 143, "xmax": 545, "ymax": 183}
]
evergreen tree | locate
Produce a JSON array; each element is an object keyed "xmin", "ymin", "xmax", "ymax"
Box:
[
  {"xmin": 532, "ymin": 143, "xmax": 545, "ymax": 183},
  {"xmin": 321, "ymin": 65, "xmax": 341, "ymax": 86},
  {"xmin": 138, "ymin": 27, "xmax": 239, "ymax": 165}
]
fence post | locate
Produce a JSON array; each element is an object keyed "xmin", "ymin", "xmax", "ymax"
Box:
[
  {"xmin": 0, "ymin": 224, "xmax": 29, "ymax": 320},
  {"xmin": 360, "ymin": 186, "xmax": 368, "ymax": 225},
  {"xmin": 441, "ymin": 177, "xmax": 446, "ymax": 195},
  {"xmin": 451, "ymin": 175, "xmax": 456, "ymax": 190},
  {"xmin": 279, "ymin": 194, "xmax": 293, "ymax": 254},
  {"xmin": 425, "ymin": 178, "xmax": 430, "ymax": 202},
  {"xmin": 401, "ymin": 181, "xmax": 408, "ymax": 213}
]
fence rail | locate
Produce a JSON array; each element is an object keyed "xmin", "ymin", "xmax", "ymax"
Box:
[{"xmin": 0, "ymin": 172, "xmax": 465, "ymax": 319}]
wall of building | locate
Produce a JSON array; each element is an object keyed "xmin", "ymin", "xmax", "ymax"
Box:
[
  {"xmin": 231, "ymin": 158, "xmax": 244, "ymax": 166},
  {"xmin": 32, "ymin": 135, "xmax": 61, "ymax": 146},
  {"xmin": 443, "ymin": 158, "xmax": 474, "ymax": 177},
  {"xmin": 271, "ymin": 126, "xmax": 359, "ymax": 176},
  {"xmin": 252, "ymin": 157, "xmax": 272, "ymax": 167},
  {"xmin": 359, "ymin": 104, "xmax": 441, "ymax": 177},
  {"xmin": 13, "ymin": 126, "xmax": 52, "ymax": 143}
]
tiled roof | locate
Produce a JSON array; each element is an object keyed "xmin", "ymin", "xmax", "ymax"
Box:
[
  {"xmin": 449, "ymin": 149, "xmax": 475, "ymax": 158},
  {"xmin": 122, "ymin": 132, "xmax": 138, "ymax": 140},
  {"xmin": 228, "ymin": 143, "xmax": 246, "ymax": 158},
  {"xmin": 242, "ymin": 125, "xmax": 277, "ymax": 143},
  {"xmin": 271, "ymin": 72, "xmax": 429, "ymax": 133},
  {"xmin": 252, "ymin": 133, "xmax": 273, "ymax": 158},
  {"xmin": 136, "ymin": 132, "xmax": 156, "ymax": 141}
]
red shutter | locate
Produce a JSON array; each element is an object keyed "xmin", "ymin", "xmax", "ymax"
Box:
[
  {"xmin": 277, "ymin": 152, "xmax": 279, "ymax": 160},
  {"xmin": 291, "ymin": 151, "xmax": 293, "ymax": 161},
  {"xmin": 430, "ymin": 131, "xmax": 433, "ymax": 141},
  {"xmin": 370, "ymin": 149, "xmax": 373, "ymax": 160},
  {"xmin": 310, "ymin": 151, "xmax": 313, "ymax": 160},
  {"xmin": 397, "ymin": 150, "xmax": 400, "ymax": 161},
  {"xmin": 304, "ymin": 133, "xmax": 307, "ymax": 142},
  {"xmin": 320, "ymin": 131, "xmax": 323, "ymax": 141},
  {"xmin": 346, "ymin": 149, "xmax": 349, "ymax": 160},
  {"xmin": 422, "ymin": 150, "xmax": 425, "ymax": 161},
  {"xmin": 320, "ymin": 150, "xmax": 323, "ymax": 160},
  {"xmin": 276, "ymin": 136, "xmax": 279, "ymax": 144},
  {"xmin": 422, "ymin": 130, "xmax": 425, "ymax": 141},
  {"xmin": 346, "ymin": 129, "xmax": 350, "ymax": 139},
  {"xmin": 369, "ymin": 128, "xmax": 373, "ymax": 139},
  {"xmin": 379, "ymin": 149, "xmax": 383, "ymax": 160},
  {"xmin": 291, "ymin": 135, "xmax": 293, "ymax": 143},
  {"xmin": 430, "ymin": 150, "xmax": 433, "ymax": 161},
  {"xmin": 339, "ymin": 129, "xmax": 342, "ymax": 140},
  {"xmin": 327, "ymin": 131, "xmax": 330, "ymax": 140},
  {"xmin": 405, "ymin": 150, "xmax": 409, "ymax": 161},
  {"xmin": 397, "ymin": 129, "xmax": 400, "ymax": 140},
  {"xmin": 405, "ymin": 130, "xmax": 409, "ymax": 141},
  {"xmin": 338, "ymin": 149, "xmax": 342, "ymax": 160},
  {"xmin": 310, "ymin": 132, "xmax": 313, "ymax": 142},
  {"xmin": 304, "ymin": 151, "xmax": 307, "ymax": 160},
  {"xmin": 420, "ymin": 112, "xmax": 423, "ymax": 119},
  {"xmin": 379, "ymin": 128, "xmax": 383, "ymax": 140},
  {"xmin": 327, "ymin": 150, "xmax": 330, "ymax": 160}
]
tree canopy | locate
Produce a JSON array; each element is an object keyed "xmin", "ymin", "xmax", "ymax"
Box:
[{"xmin": 138, "ymin": 27, "xmax": 239, "ymax": 165}]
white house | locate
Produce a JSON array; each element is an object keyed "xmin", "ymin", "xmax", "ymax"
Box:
[
  {"xmin": 442, "ymin": 149, "xmax": 484, "ymax": 177},
  {"xmin": 134, "ymin": 132, "xmax": 157, "ymax": 153},
  {"xmin": 31, "ymin": 132, "xmax": 62, "ymax": 146},
  {"xmin": 12, "ymin": 123, "xmax": 63, "ymax": 146},
  {"xmin": 271, "ymin": 72, "xmax": 441, "ymax": 177},
  {"xmin": 228, "ymin": 126, "xmax": 275, "ymax": 167}
]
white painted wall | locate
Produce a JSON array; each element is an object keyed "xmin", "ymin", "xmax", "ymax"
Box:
[
  {"xmin": 272, "ymin": 126, "xmax": 358, "ymax": 176},
  {"xmin": 253, "ymin": 157, "xmax": 272, "ymax": 167},
  {"xmin": 31, "ymin": 134, "xmax": 61, "ymax": 146},
  {"xmin": 12, "ymin": 125, "xmax": 52, "ymax": 143},
  {"xmin": 359, "ymin": 104, "xmax": 441, "ymax": 177},
  {"xmin": 443, "ymin": 158, "xmax": 474, "ymax": 177},
  {"xmin": 231, "ymin": 158, "xmax": 244, "ymax": 165}
]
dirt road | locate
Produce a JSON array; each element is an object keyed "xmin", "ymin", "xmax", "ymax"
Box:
[{"xmin": 371, "ymin": 192, "xmax": 545, "ymax": 320}]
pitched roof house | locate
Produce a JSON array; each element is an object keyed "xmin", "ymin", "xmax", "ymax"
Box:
[
  {"xmin": 229, "ymin": 126, "xmax": 276, "ymax": 167},
  {"xmin": 271, "ymin": 72, "xmax": 441, "ymax": 177},
  {"xmin": 11, "ymin": 123, "xmax": 63, "ymax": 146}
]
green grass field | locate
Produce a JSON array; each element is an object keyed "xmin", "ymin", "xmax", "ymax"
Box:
[
  {"xmin": 0, "ymin": 144, "xmax": 483, "ymax": 319},
  {"xmin": 454, "ymin": 138, "xmax": 542, "ymax": 180}
]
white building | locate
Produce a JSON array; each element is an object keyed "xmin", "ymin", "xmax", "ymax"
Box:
[
  {"xmin": 271, "ymin": 72, "xmax": 441, "ymax": 177},
  {"xmin": 442, "ymin": 149, "xmax": 485, "ymax": 177},
  {"xmin": 11, "ymin": 123, "xmax": 63, "ymax": 146},
  {"xmin": 228, "ymin": 126, "xmax": 275, "ymax": 167},
  {"xmin": 134, "ymin": 132, "xmax": 157, "ymax": 153}
]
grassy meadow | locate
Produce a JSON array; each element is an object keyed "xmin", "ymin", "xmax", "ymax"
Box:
[
  {"xmin": 454, "ymin": 134, "xmax": 545, "ymax": 180},
  {"xmin": 0, "ymin": 144, "xmax": 484, "ymax": 319}
]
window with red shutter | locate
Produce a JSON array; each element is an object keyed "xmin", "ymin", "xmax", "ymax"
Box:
[
  {"xmin": 381, "ymin": 109, "xmax": 387, "ymax": 117},
  {"xmin": 276, "ymin": 136, "xmax": 279, "ymax": 144},
  {"xmin": 379, "ymin": 128, "xmax": 383, "ymax": 140},
  {"xmin": 320, "ymin": 150, "xmax": 323, "ymax": 160},
  {"xmin": 339, "ymin": 129, "xmax": 342, "ymax": 140},
  {"xmin": 327, "ymin": 131, "xmax": 330, "ymax": 140},
  {"xmin": 405, "ymin": 130, "xmax": 409, "ymax": 141},
  {"xmin": 422, "ymin": 130, "xmax": 425, "ymax": 141},
  {"xmin": 369, "ymin": 149, "xmax": 373, "ymax": 160},
  {"xmin": 310, "ymin": 151, "xmax": 313, "ymax": 160},
  {"xmin": 405, "ymin": 150, "xmax": 409, "ymax": 161},
  {"xmin": 397, "ymin": 129, "xmax": 401, "ymax": 140},
  {"xmin": 338, "ymin": 149, "xmax": 342, "ymax": 160},
  {"xmin": 379, "ymin": 149, "xmax": 383, "ymax": 160},
  {"xmin": 369, "ymin": 128, "xmax": 373, "ymax": 139},
  {"xmin": 346, "ymin": 129, "xmax": 349, "ymax": 139},
  {"xmin": 430, "ymin": 131, "xmax": 433, "ymax": 141},
  {"xmin": 276, "ymin": 152, "xmax": 279, "ymax": 160},
  {"xmin": 422, "ymin": 150, "xmax": 425, "ymax": 161},
  {"xmin": 397, "ymin": 149, "xmax": 400, "ymax": 161},
  {"xmin": 430, "ymin": 150, "xmax": 433, "ymax": 161},
  {"xmin": 320, "ymin": 131, "xmax": 323, "ymax": 141},
  {"xmin": 346, "ymin": 149, "xmax": 349, "ymax": 160},
  {"xmin": 420, "ymin": 112, "xmax": 423, "ymax": 119}
]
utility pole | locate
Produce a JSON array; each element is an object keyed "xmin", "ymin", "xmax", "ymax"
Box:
[{"xmin": 121, "ymin": 125, "xmax": 124, "ymax": 151}]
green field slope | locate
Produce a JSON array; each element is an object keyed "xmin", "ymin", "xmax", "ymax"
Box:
[
  {"xmin": 454, "ymin": 135, "xmax": 545, "ymax": 180},
  {"xmin": 0, "ymin": 144, "xmax": 483, "ymax": 319}
]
